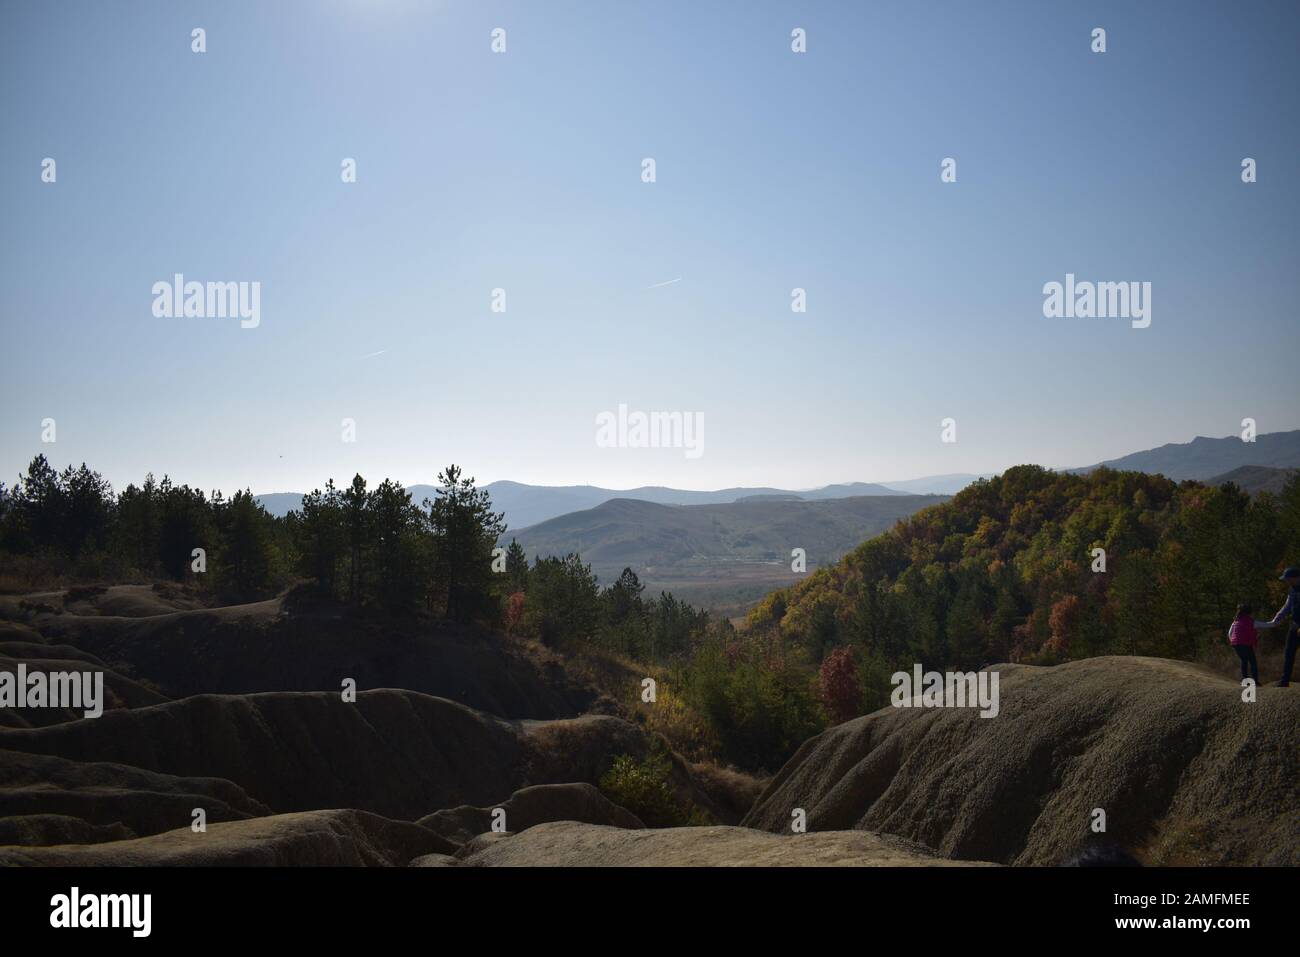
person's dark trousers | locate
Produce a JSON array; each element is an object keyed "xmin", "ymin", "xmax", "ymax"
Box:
[
  {"xmin": 1282, "ymin": 625, "xmax": 1299, "ymax": 686},
  {"xmin": 1234, "ymin": 645, "xmax": 1259, "ymax": 683}
]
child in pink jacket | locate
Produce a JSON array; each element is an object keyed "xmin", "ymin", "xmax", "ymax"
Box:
[{"xmin": 1229, "ymin": 604, "xmax": 1277, "ymax": 683}]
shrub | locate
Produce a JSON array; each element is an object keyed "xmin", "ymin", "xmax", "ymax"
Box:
[
  {"xmin": 681, "ymin": 639, "xmax": 824, "ymax": 773},
  {"xmin": 817, "ymin": 645, "xmax": 861, "ymax": 724},
  {"xmin": 504, "ymin": 590, "xmax": 525, "ymax": 633},
  {"xmin": 632, "ymin": 681, "xmax": 719, "ymax": 764},
  {"xmin": 598, "ymin": 746, "xmax": 706, "ymax": 828}
]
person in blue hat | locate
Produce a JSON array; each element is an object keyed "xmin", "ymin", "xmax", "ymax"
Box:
[{"xmin": 1268, "ymin": 567, "xmax": 1300, "ymax": 686}]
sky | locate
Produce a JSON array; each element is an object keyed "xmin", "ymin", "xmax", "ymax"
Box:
[{"xmin": 2, "ymin": 0, "xmax": 1298, "ymax": 496}]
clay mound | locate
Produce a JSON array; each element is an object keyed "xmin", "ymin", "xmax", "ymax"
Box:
[
  {"xmin": 419, "ymin": 783, "xmax": 644, "ymax": 844},
  {"xmin": 0, "ymin": 621, "xmax": 55, "ymax": 647},
  {"xmin": 0, "ymin": 749, "xmax": 270, "ymax": 839},
  {"xmin": 62, "ymin": 584, "xmax": 209, "ymax": 618},
  {"xmin": 0, "ymin": 689, "xmax": 716, "ymax": 822},
  {"xmin": 0, "ymin": 585, "xmax": 212, "ymax": 621},
  {"xmin": 0, "ymin": 653, "xmax": 169, "ymax": 727},
  {"xmin": 742, "ymin": 657, "xmax": 1300, "ymax": 866},
  {"xmin": 0, "ymin": 814, "xmax": 136, "ymax": 846},
  {"xmin": 0, "ymin": 593, "xmax": 66, "ymax": 618},
  {"xmin": 0, "ymin": 809, "xmax": 454, "ymax": 866},
  {"xmin": 9, "ymin": 596, "xmax": 594, "ymax": 719},
  {"xmin": 688, "ymin": 762, "xmax": 768, "ymax": 822},
  {"xmin": 0, "ymin": 690, "xmax": 521, "ymax": 820},
  {"xmin": 0, "ymin": 640, "xmax": 109, "ymax": 667},
  {"xmin": 455, "ymin": 821, "xmax": 998, "ymax": 867},
  {"xmin": 408, "ymin": 852, "xmax": 458, "ymax": 866}
]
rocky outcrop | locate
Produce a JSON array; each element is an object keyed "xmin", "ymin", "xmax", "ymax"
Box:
[
  {"xmin": 0, "ymin": 749, "xmax": 269, "ymax": 839},
  {"xmin": 0, "ymin": 809, "xmax": 454, "ymax": 866},
  {"xmin": 0, "ymin": 814, "xmax": 135, "ymax": 846},
  {"xmin": 453, "ymin": 821, "xmax": 998, "ymax": 867},
  {"xmin": 418, "ymin": 783, "xmax": 644, "ymax": 844}
]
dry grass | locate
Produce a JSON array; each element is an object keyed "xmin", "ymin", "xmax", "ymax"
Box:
[
  {"xmin": 1197, "ymin": 636, "xmax": 1292, "ymax": 686},
  {"xmin": 1139, "ymin": 817, "xmax": 1220, "ymax": 867}
]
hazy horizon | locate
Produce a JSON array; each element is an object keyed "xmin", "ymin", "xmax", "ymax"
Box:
[{"xmin": 6, "ymin": 426, "xmax": 1295, "ymax": 499}]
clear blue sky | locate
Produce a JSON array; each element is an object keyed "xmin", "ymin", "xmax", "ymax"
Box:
[{"xmin": 2, "ymin": 0, "xmax": 1297, "ymax": 495}]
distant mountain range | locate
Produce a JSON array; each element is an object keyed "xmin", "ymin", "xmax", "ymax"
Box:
[
  {"xmin": 1068, "ymin": 429, "xmax": 1300, "ymax": 481},
  {"xmin": 254, "ymin": 430, "xmax": 1300, "ymax": 530},
  {"xmin": 256, "ymin": 479, "xmax": 944, "ymax": 527},
  {"xmin": 480, "ymin": 480, "xmax": 923, "ymax": 529},
  {"xmin": 246, "ymin": 429, "xmax": 1300, "ymax": 614},
  {"xmin": 877, "ymin": 474, "xmax": 994, "ymax": 495}
]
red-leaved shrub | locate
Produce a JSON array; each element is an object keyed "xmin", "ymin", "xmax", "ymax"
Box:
[
  {"xmin": 818, "ymin": 646, "xmax": 860, "ymax": 724},
  {"xmin": 504, "ymin": 590, "xmax": 526, "ymax": 634}
]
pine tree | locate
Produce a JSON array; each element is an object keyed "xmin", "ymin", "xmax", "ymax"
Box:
[
  {"xmin": 505, "ymin": 538, "xmax": 529, "ymax": 592},
  {"xmin": 368, "ymin": 478, "xmax": 426, "ymax": 611},
  {"xmin": 216, "ymin": 490, "xmax": 274, "ymax": 599},
  {"xmin": 341, "ymin": 474, "xmax": 369, "ymax": 605},
  {"xmin": 426, "ymin": 465, "xmax": 505, "ymax": 623},
  {"xmin": 295, "ymin": 480, "xmax": 344, "ymax": 598}
]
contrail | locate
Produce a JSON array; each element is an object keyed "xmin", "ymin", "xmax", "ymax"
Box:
[
  {"xmin": 360, "ymin": 349, "xmax": 388, "ymax": 359},
  {"xmin": 647, "ymin": 277, "xmax": 682, "ymax": 289}
]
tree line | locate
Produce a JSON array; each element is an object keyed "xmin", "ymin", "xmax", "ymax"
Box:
[
  {"xmin": 0, "ymin": 455, "xmax": 284, "ymax": 599},
  {"xmin": 0, "ymin": 456, "xmax": 514, "ymax": 616},
  {"xmin": 0, "ymin": 456, "xmax": 715, "ymax": 650}
]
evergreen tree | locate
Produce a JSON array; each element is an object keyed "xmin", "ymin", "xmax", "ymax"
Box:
[
  {"xmin": 368, "ymin": 478, "xmax": 426, "ymax": 611},
  {"xmin": 426, "ymin": 465, "xmax": 506, "ymax": 623},
  {"xmin": 504, "ymin": 538, "xmax": 529, "ymax": 592},
  {"xmin": 341, "ymin": 474, "xmax": 370, "ymax": 605},
  {"xmin": 524, "ymin": 553, "xmax": 600, "ymax": 646},
  {"xmin": 294, "ymin": 480, "xmax": 344, "ymax": 598},
  {"xmin": 115, "ymin": 474, "xmax": 160, "ymax": 573},
  {"xmin": 215, "ymin": 490, "xmax": 275, "ymax": 599},
  {"xmin": 156, "ymin": 478, "xmax": 211, "ymax": 580}
]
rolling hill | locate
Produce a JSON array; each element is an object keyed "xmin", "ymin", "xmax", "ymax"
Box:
[
  {"xmin": 256, "ymin": 480, "xmax": 911, "ymax": 527},
  {"xmin": 485, "ymin": 480, "xmax": 920, "ymax": 529},
  {"xmin": 506, "ymin": 494, "xmax": 947, "ymax": 611},
  {"xmin": 1206, "ymin": 465, "xmax": 1299, "ymax": 496}
]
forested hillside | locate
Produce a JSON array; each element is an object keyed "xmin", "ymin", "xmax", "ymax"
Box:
[{"xmin": 749, "ymin": 465, "xmax": 1300, "ymax": 708}]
